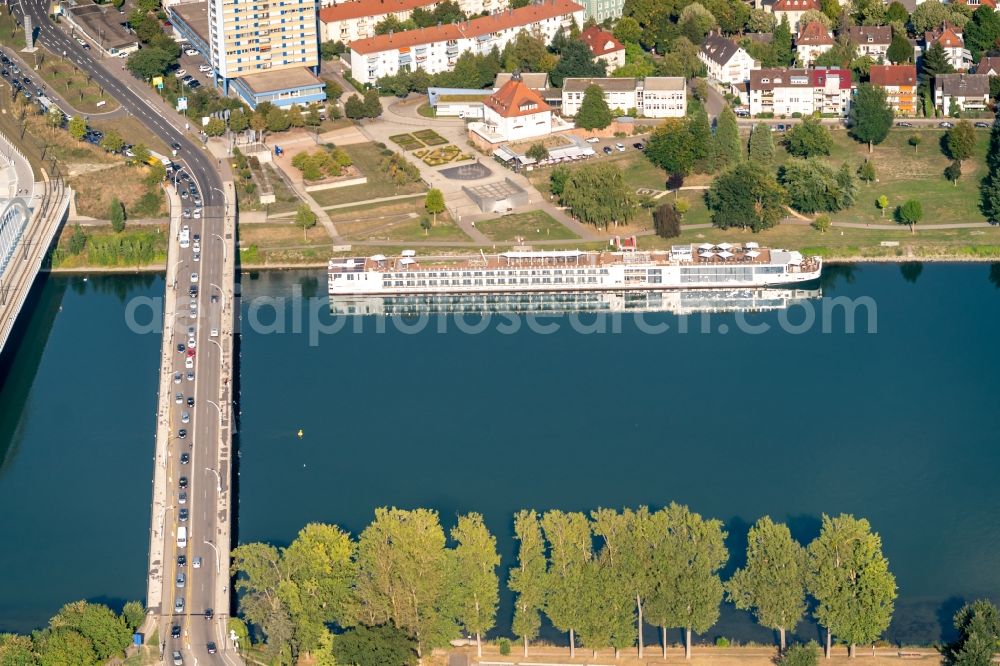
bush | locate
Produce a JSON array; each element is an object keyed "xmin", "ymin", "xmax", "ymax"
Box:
[
  {"xmin": 811, "ymin": 214, "xmax": 832, "ymax": 232},
  {"xmin": 716, "ymin": 637, "xmax": 730, "ymax": 647},
  {"xmin": 781, "ymin": 642, "xmax": 820, "ymax": 666},
  {"xmin": 498, "ymin": 638, "xmax": 511, "ymax": 656}
]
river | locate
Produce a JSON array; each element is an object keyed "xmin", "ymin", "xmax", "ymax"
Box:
[{"xmin": 1, "ymin": 264, "xmax": 998, "ymax": 643}]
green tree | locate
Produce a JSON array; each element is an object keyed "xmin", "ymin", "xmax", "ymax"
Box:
[
  {"xmin": 886, "ymin": 1, "xmax": 909, "ymax": 23},
  {"xmin": 858, "ymin": 159, "xmax": 877, "ymax": 184},
  {"xmin": 109, "ymin": 197, "xmax": 125, "ymax": 232},
  {"xmin": 550, "ymin": 166, "xmax": 571, "ymax": 197},
  {"xmin": 549, "ymin": 40, "xmax": 606, "ymax": 87},
  {"xmin": 945, "ymin": 159, "xmax": 962, "ymax": 185},
  {"xmin": 374, "ymin": 14, "xmax": 417, "ymax": 33},
  {"xmin": 909, "ymin": 135, "xmax": 922, "ymax": 153},
  {"xmin": 351, "ymin": 508, "xmax": 456, "ymax": 657},
  {"xmin": 653, "ymin": 202, "xmax": 682, "ymax": 238},
  {"xmin": 68, "ymin": 116, "xmax": 87, "ymax": 141},
  {"xmin": 919, "ymin": 41, "xmax": 954, "ymax": 88},
  {"xmin": 100, "ymin": 129, "xmax": 125, "ymax": 153},
  {"xmin": 331, "ymin": 625, "xmax": 418, "ymax": 666},
  {"xmin": 68, "ymin": 224, "xmax": 88, "ymax": 255},
  {"xmin": 449, "ymin": 513, "xmax": 499, "ymax": 658},
  {"xmin": 0, "ymin": 633, "xmax": 36, "ymax": 665},
  {"xmin": 47, "ymin": 601, "xmax": 131, "ymax": 661},
  {"xmin": 749, "ymin": 122, "xmax": 775, "ymax": 164},
  {"xmin": 576, "ymin": 84, "xmax": 614, "ymax": 129},
  {"xmin": 807, "ymin": 514, "xmax": 898, "ymax": 657},
  {"xmin": 688, "ymin": 101, "xmax": 713, "ymax": 172},
  {"xmin": 706, "ymin": 163, "xmax": 788, "ymax": 232},
  {"xmin": 781, "ymin": 642, "xmax": 821, "ymax": 666},
  {"xmin": 850, "ymin": 83, "xmax": 894, "ymax": 152},
  {"xmin": 35, "ymin": 629, "xmax": 95, "ymax": 666},
  {"xmin": 132, "ymin": 144, "xmax": 151, "ymax": 164},
  {"xmin": 560, "ymin": 163, "xmax": 637, "ymax": 228},
  {"xmin": 679, "ymin": 2, "xmax": 717, "ymax": 42},
  {"xmin": 541, "ymin": 511, "xmax": 592, "ymax": 659},
  {"xmin": 204, "ymin": 117, "xmax": 226, "ymax": 137},
  {"xmin": 772, "ymin": 16, "xmax": 794, "ymax": 66},
  {"xmin": 647, "ymin": 503, "xmax": 728, "ymax": 659},
  {"xmin": 294, "ymin": 204, "xmax": 317, "ymax": 240},
  {"xmin": 424, "ymin": 188, "xmax": 445, "ymax": 225},
  {"xmin": 785, "ymin": 117, "xmax": 833, "ymax": 158},
  {"xmin": 646, "ymin": 118, "xmax": 695, "ymax": 176},
  {"xmin": 120, "ymin": 601, "xmax": 145, "ymax": 633},
  {"xmin": 949, "ymin": 601, "xmax": 1000, "ymax": 666},
  {"xmin": 502, "ymin": 30, "xmax": 550, "ymax": 73},
  {"xmin": 945, "ymin": 120, "xmax": 977, "ymax": 161},
  {"xmin": 265, "ymin": 107, "xmax": 291, "ymax": 132},
  {"xmin": 126, "ymin": 47, "xmax": 174, "ymax": 80},
  {"xmin": 964, "ymin": 5, "xmax": 1000, "ymax": 61},
  {"xmin": 363, "ymin": 88, "xmax": 383, "ymax": 118},
  {"xmin": 713, "ymin": 106, "xmax": 742, "ymax": 169},
  {"xmin": 525, "ymin": 143, "xmax": 549, "ymax": 162},
  {"xmin": 509, "ymin": 510, "xmax": 547, "ymax": 657},
  {"xmin": 324, "ymin": 79, "xmax": 344, "ymax": 100},
  {"xmin": 319, "ymin": 40, "xmax": 344, "ymax": 61},
  {"xmin": 725, "ymin": 517, "xmax": 806, "ymax": 652},
  {"xmin": 613, "ymin": 16, "xmax": 642, "ymax": 44},
  {"xmin": 981, "ymin": 172, "xmax": 1000, "ymax": 222},
  {"xmin": 344, "ymin": 94, "xmax": 366, "ymax": 120},
  {"xmin": 911, "ymin": 0, "xmax": 952, "ymax": 33},
  {"xmin": 886, "ymin": 30, "xmax": 912, "ymax": 64},
  {"xmin": 877, "ymin": 194, "xmax": 889, "ymax": 217}
]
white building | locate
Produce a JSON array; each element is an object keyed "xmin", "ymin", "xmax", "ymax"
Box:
[
  {"xmin": 767, "ymin": 0, "xmax": 820, "ymax": 34},
  {"xmin": 318, "ymin": 0, "xmax": 506, "ymax": 17},
  {"xmin": 470, "ymin": 73, "xmax": 553, "ymax": 145},
  {"xmin": 749, "ymin": 67, "xmax": 852, "ymax": 117},
  {"xmin": 561, "ymin": 76, "xmax": 687, "ymax": 118},
  {"xmin": 348, "ymin": 0, "xmax": 584, "ymax": 86},
  {"xmin": 580, "ymin": 25, "xmax": 625, "ymax": 71},
  {"xmin": 934, "ymin": 73, "xmax": 990, "ymax": 113},
  {"xmin": 699, "ymin": 33, "xmax": 758, "ymax": 84},
  {"xmin": 924, "ymin": 24, "xmax": 972, "ymax": 71},
  {"xmin": 319, "ymin": 0, "xmax": 438, "ymax": 45},
  {"xmin": 795, "ymin": 21, "xmax": 833, "ymax": 66},
  {"xmin": 846, "ymin": 25, "xmax": 891, "ymax": 60}
]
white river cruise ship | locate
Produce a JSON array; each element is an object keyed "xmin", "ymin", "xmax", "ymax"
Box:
[{"xmin": 327, "ymin": 244, "xmax": 822, "ymax": 296}]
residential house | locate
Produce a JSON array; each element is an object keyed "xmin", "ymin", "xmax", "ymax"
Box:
[
  {"xmin": 577, "ymin": 0, "xmax": 626, "ymax": 22},
  {"xmin": 934, "ymin": 72, "xmax": 990, "ymax": 113},
  {"xmin": 469, "ymin": 72, "xmax": 553, "ymax": 146},
  {"xmin": 796, "ymin": 21, "xmax": 834, "ymax": 65},
  {"xmin": 348, "ymin": 0, "xmax": 584, "ymax": 85},
  {"xmin": 924, "ymin": 23, "xmax": 972, "ymax": 71},
  {"xmin": 846, "ymin": 25, "xmax": 892, "ymax": 60},
  {"xmin": 767, "ymin": 0, "xmax": 821, "ymax": 34},
  {"xmin": 580, "ymin": 25, "xmax": 626, "ymax": 70},
  {"xmin": 561, "ymin": 76, "xmax": 687, "ymax": 118},
  {"xmin": 976, "ymin": 55, "xmax": 1000, "ymax": 76},
  {"xmin": 494, "ymin": 72, "xmax": 551, "ymax": 90},
  {"xmin": 748, "ymin": 67, "xmax": 853, "ymax": 116},
  {"xmin": 869, "ymin": 64, "xmax": 918, "ymax": 115},
  {"xmin": 699, "ymin": 33, "xmax": 758, "ymax": 84}
]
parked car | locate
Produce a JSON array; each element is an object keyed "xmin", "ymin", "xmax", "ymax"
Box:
[
  {"xmin": 939, "ymin": 121, "xmax": 955, "ymax": 128},
  {"xmin": 174, "ymin": 69, "xmax": 187, "ymax": 78},
  {"xmin": 185, "ymin": 48, "xmax": 199, "ymax": 56},
  {"xmin": 975, "ymin": 121, "xmax": 991, "ymax": 128},
  {"xmin": 615, "ymin": 142, "xmax": 625, "ymax": 152},
  {"xmin": 896, "ymin": 121, "xmax": 913, "ymax": 127},
  {"xmin": 585, "ymin": 136, "xmax": 600, "ymax": 143},
  {"xmin": 602, "ymin": 146, "xmax": 612, "ymax": 154}
]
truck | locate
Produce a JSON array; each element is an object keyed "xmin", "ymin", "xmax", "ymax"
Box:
[
  {"xmin": 177, "ymin": 526, "xmax": 187, "ymax": 549},
  {"xmin": 179, "ymin": 228, "xmax": 190, "ymax": 249}
]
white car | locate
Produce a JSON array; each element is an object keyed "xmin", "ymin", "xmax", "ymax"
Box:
[
  {"xmin": 185, "ymin": 356, "xmax": 194, "ymax": 369},
  {"xmin": 198, "ymin": 64, "xmax": 213, "ymax": 73},
  {"xmin": 193, "ymin": 209, "xmax": 201, "ymax": 219},
  {"xmin": 174, "ymin": 69, "xmax": 187, "ymax": 78},
  {"xmin": 193, "ymin": 556, "xmax": 202, "ymax": 569},
  {"xmin": 585, "ymin": 137, "xmax": 600, "ymax": 143},
  {"xmin": 615, "ymin": 142, "xmax": 625, "ymax": 152},
  {"xmin": 187, "ymin": 337, "xmax": 196, "ymax": 349},
  {"xmin": 191, "ymin": 272, "xmax": 199, "ymax": 283},
  {"xmin": 185, "ymin": 48, "xmax": 199, "ymax": 56},
  {"xmin": 210, "ymin": 328, "xmax": 219, "ymax": 337},
  {"xmin": 75, "ymin": 37, "xmax": 86, "ymax": 46}
]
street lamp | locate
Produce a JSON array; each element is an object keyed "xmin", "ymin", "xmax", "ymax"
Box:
[
  {"xmin": 211, "ymin": 233, "xmax": 226, "ymax": 261},
  {"xmin": 206, "ymin": 399, "xmax": 224, "ymax": 436},
  {"xmin": 210, "ymin": 282, "xmax": 226, "ymax": 311},
  {"xmin": 210, "ymin": 186, "xmax": 229, "ymax": 215},
  {"xmin": 205, "ymin": 466, "xmax": 221, "ymax": 494},
  {"xmin": 203, "ymin": 539, "xmax": 221, "ymax": 575}
]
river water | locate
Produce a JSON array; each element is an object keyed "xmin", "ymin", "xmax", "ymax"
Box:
[{"xmin": 1, "ymin": 264, "xmax": 998, "ymax": 643}]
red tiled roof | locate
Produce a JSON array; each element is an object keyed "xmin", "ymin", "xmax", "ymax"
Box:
[
  {"xmin": 772, "ymin": 0, "xmax": 820, "ymax": 12},
  {"xmin": 925, "ymin": 22, "xmax": 964, "ymax": 48},
  {"xmin": 483, "ymin": 77, "xmax": 551, "ymax": 118},
  {"xmin": 869, "ymin": 64, "xmax": 917, "ymax": 87},
  {"xmin": 349, "ymin": 0, "xmax": 584, "ymax": 54},
  {"xmin": 953, "ymin": 0, "xmax": 996, "ymax": 10},
  {"xmin": 751, "ymin": 67, "xmax": 851, "ymax": 90},
  {"xmin": 580, "ymin": 25, "xmax": 624, "ymax": 57},
  {"xmin": 811, "ymin": 68, "xmax": 851, "ymax": 89},
  {"xmin": 319, "ymin": 0, "xmax": 437, "ymax": 24},
  {"xmin": 977, "ymin": 56, "xmax": 1000, "ymax": 75},
  {"xmin": 796, "ymin": 21, "xmax": 833, "ymax": 45}
]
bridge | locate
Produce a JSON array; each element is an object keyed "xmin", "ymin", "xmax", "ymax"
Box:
[{"xmin": 0, "ymin": 128, "xmax": 72, "ymax": 356}]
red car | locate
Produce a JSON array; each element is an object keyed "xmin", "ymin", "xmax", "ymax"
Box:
[{"xmin": 186, "ymin": 348, "xmax": 196, "ymax": 358}]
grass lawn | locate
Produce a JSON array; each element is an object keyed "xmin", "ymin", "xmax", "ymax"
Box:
[
  {"xmin": 24, "ymin": 50, "xmax": 119, "ymax": 114},
  {"xmin": 525, "ymin": 149, "xmax": 668, "ymax": 193},
  {"xmin": 417, "ymin": 103, "xmax": 436, "ymax": 118},
  {"xmin": 389, "ymin": 133, "xmax": 424, "ymax": 151},
  {"xmin": 90, "ymin": 115, "xmax": 168, "ymax": 155},
  {"xmin": 52, "ymin": 224, "xmax": 169, "ymax": 269},
  {"xmin": 308, "ymin": 143, "xmax": 426, "ymax": 207},
  {"xmin": 69, "ymin": 163, "xmax": 167, "ymax": 219},
  {"xmin": 476, "ymin": 210, "xmax": 579, "ymax": 241},
  {"xmin": 330, "ymin": 199, "xmax": 470, "ymax": 242},
  {"xmin": 413, "ymin": 128, "xmax": 448, "ymax": 146},
  {"xmin": 0, "ymin": 7, "xmax": 26, "ymax": 49},
  {"xmin": 238, "ymin": 222, "xmax": 334, "ymax": 250}
]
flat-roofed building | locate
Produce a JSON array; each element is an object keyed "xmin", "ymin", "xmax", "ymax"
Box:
[
  {"xmin": 749, "ymin": 67, "xmax": 852, "ymax": 116},
  {"xmin": 561, "ymin": 76, "xmax": 686, "ymax": 118},
  {"xmin": 348, "ymin": 0, "xmax": 584, "ymax": 86}
]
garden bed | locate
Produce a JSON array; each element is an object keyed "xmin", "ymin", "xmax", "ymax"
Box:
[
  {"xmin": 413, "ymin": 145, "xmax": 472, "ymax": 166},
  {"xmin": 413, "ymin": 129, "xmax": 448, "ymax": 146},
  {"xmin": 389, "ymin": 133, "xmax": 424, "ymax": 151}
]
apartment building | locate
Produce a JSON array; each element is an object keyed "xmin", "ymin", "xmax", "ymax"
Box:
[
  {"xmin": 767, "ymin": 0, "xmax": 820, "ymax": 34},
  {"xmin": 934, "ymin": 73, "xmax": 990, "ymax": 113},
  {"xmin": 170, "ymin": 0, "xmax": 325, "ymax": 108},
  {"xmin": 561, "ymin": 76, "xmax": 687, "ymax": 118},
  {"xmin": 348, "ymin": 0, "xmax": 584, "ymax": 86},
  {"xmin": 319, "ymin": 0, "xmax": 502, "ymax": 15},
  {"xmin": 869, "ymin": 64, "xmax": 917, "ymax": 116},
  {"xmin": 319, "ymin": 0, "xmax": 511, "ymax": 44},
  {"xmin": 748, "ymin": 67, "xmax": 852, "ymax": 116},
  {"xmin": 577, "ymin": 0, "xmax": 625, "ymax": 22},
  {"xmin": 700, "ymin": 33, "xmax": 758, "ymax": 84}
]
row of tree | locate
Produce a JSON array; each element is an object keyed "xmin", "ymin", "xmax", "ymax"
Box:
[
  {"xmin": 0, "ymin": 600, "xmax": 144, "ymax": 664},
  {"xmin": 232, "ymin": 507, "xmax": 901, "ymax": 664}
]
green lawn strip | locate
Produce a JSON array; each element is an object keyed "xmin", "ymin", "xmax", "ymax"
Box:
[
  {"xmin": 19, "ymin": 50, "xmax": 119, "ymax": 114},
  {"xmin": 476, "ymin": 210, "xmax": 579, "ymax": 241},
  {"xmin": 0, "ymin": 7, "xmax": 26, "ymax": 49},
  {"xmin": 308, "ymin": 143, "xmax": 425, "ymax": 207}
]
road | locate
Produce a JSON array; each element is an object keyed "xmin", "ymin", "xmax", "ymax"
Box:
[{"xmin": 7, "ymin": 1, "xmax": 235, "ymax": 662}]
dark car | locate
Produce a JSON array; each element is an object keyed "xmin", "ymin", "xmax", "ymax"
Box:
[
  {"xmin": 207, "ymin": 642, "xmax": 217, "ymax": 654},
  {"xmin": 189, "ymin": 286, "xmax": 198, "ymax": 297},
  {"xmin": 179, "ymin": 476, "xmax": 188, "ymax": 488},
  {"xmin": 178, "ymin": 428, "xmax": 187, "ymax": 439},
  {"xmin": 633, "ymin": 142, "xmax": 644, "ymax": 150},
  {"xmin": 187, "ymin": 396, "xmax": 195, "ymax": 407},
  {"xmin": 204, "ymin": 608, "xmax": 214, "ymax": 621},
  {"xmin": 171, "ymin": 142, "xmax": 182, "ymax": 153},
  {"xmin": 177, "ymin": 555, "xmax": 186, "ymax": 567},
  {"xmin": 180, "ymin": 452, "xmax": 190, "ymax": 465},
  {"xmin": 602, "ymin": 146, "xmax": 612, "ymax": 154},
  {"xmin": 896, "ymin": 121, "xmax": 913, "ymax": 127},
  {"xmin": 976, "ymin": 121, "xmax": 991, "ymax": 128},
  {"xmin": 177, "ymin": 343, "xmax": 186, "ymax": 353},
  {"xmin": 179, "ymin": 508, "xmax": 189, "ymax": 522},
  {"xmin": 171, "ymin": 624, "xmax": 181, "ymax": 639}
]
